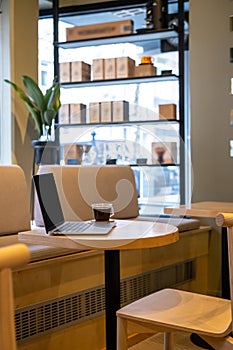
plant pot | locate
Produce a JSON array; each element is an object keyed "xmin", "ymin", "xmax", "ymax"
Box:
[{"xmin": 32, "ymin": 140, "xmax": 59, "ymax": 165}]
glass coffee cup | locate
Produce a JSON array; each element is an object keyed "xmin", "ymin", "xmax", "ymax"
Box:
[{"xmin": 91, "ymin": 203, "xmax": 114, "ymax": 221}]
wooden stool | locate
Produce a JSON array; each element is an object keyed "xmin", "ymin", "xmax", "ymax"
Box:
[{"xmin": 116, "ymin": 212, "xmax": 233, "ymax": 350}]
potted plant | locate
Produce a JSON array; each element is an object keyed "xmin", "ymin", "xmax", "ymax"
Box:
[{"xmin": 5, "ymin": 75, "xmax": 61, "ymax": 165}]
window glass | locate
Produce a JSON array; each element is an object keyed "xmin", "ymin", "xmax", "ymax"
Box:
[
  {"xmin": 0, "ymin": 1, "xmax": 11, "ymax": 164},
  {"xmin": 38, "ymin": 2, "xmax": 190, "ymax": 213}
]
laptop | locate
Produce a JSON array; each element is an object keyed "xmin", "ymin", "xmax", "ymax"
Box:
[{"xmin": 33, "ymin": 173, "xmax": 116, "ymax": 235}]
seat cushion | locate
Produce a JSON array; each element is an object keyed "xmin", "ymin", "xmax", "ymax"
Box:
[
  {"xmin": 136, "ymin": 216, "xmax": 200, "ymax": 232},
  {"xmin": 34, "ymin": 165, "xmax": 139, "ymax": 226}
]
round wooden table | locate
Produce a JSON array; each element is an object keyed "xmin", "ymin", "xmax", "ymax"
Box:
[{"xmin": 19, "ymin": 219, "xmax": 179, "ymax": 350}]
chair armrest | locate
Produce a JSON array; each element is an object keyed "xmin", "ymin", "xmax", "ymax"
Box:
[{"xmin": 216, "ymin": 212, "xmax": 233, "ymax": 227}]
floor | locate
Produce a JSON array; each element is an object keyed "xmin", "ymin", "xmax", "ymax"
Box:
[{"xmin": 131, "ymin": 332, "xmax": 203, "ymax": 350}]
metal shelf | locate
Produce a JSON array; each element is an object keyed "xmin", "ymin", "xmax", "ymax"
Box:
[
  {"xmin": 57, "ymin": 29, "xmax": 178, "ymax": 49},
  {"xmin": 53, "ymin": 0, "xmax": 188, "ymax": 211},
  {"xmin": 61, "ymin": 74, "xmax": 178, "ymax": 88},
  {"xmin": 130, "ymin": 163, "xmax": 180, "ymax": 167},
  {"xmin": 56, "ymin": 119, "xmax": 179, "ymax": 128}
]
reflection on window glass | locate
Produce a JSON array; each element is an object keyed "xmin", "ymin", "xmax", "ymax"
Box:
[
  {"xmin": 41, "ymin": 71, "xmax": 48, "ymax": 86},
  {"xmin": 230, "ymin": 48, "xmax": 233, "ymax": 63},
  {"xmin": 230, "ymin": 15, "xmax": 233, "ymax": 31},
  {"xmin": 38, "ymin": 19, "xmax": 54, "ymax": 90},
  {"xmin": 230, "ymin": 140, "xmax": 233, "ymax": 157},
  {"xmin": 38, "ymin": 6, "xmax": 186, "ymax": 215}
]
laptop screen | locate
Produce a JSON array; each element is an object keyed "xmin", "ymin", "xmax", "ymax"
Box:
[{"xmin": 33, "ymin": 173, "xmax": 65, "ymax": 232}]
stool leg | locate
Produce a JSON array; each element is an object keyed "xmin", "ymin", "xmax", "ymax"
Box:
[
  {"xmin": 117, "ymin": 317, "xmax": 127, "ymax": 350},
  {"xmin": 164, "ymin": 332, "xmax": 174, "ymax": 350}
]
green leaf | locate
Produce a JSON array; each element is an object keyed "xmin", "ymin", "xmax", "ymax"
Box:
[
  {"xmin": 45, "ymin": 82, "xmax": 61, "ymax": 113},
  {"xmin": 44, "ymin": 109, "xmax": 56, "ymax": 126},
  {"xmin": 22, "ymin": 76, "xmax": 45, "ymax": 112},
  {"xmin": 49, "ymin": 83, "xmax": 61, "ymax": 112},
  {"xmin": 4, "ymin": 79, "xmax": 34, "ymax": 107},
  {"xmin": 25, "ymin": 103, "xmax": 43, "ymax": 136},
  {"xmin": 4, "ymin": 75, "xmax": 61, "ymax": 138}
]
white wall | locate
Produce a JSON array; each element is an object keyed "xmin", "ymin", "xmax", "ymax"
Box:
[
  {"xmin": 189, "ymin": 0, "xmax": 233, "ymax": 296},
  {"xmin": 190, "ymin": 0, "xmax": 233, "ymax": 202}
]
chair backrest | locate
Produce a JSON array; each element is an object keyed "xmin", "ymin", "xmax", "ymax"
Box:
[
  {"xmin": 0, "ymin": 243, "xmax": 30, "ymax": 350},
  {"xmin": 34, "ymin": 165, "xmax": 139, "ymax": 226},
  {"xmin": 0, "ymin": 166, "xmax": 31, "ymax": 234},
  {"xmin": 216, "ymin": 212, "xmax": 233, "ymax": 333}
]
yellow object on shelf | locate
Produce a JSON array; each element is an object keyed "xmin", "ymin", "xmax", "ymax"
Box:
[{"xmin": 140, "ymin": 56, "xmax": 153, "ymax": 64}]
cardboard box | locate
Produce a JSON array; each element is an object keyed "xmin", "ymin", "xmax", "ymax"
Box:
[
  {"xmin": 92, "ymin": 59, "xmax": 105, "ymax": 80},
  {"xmin": 64, "ymin": 144, "xmax": 83, "ymax": 165},
  {"xmin": 135, "ymin": 64, "xmax": 157, "ymax": 77},
  {"xmin": 112, "ymin": 101, "xmax": 129, "ymax": 122},
  {"xmin": 70, "ymin": 103, "xmax": 87, "ymax": 124},
  {"xmin": 59, "ymin": 104, "xmax": 70, "ymax": 124},
  {"xmin": 101, "ymin": 102, "xmax": 112, "ymax": 123},
  {"xmin": 159, "ymin": 104, "xmax": 177, "ymax": 120},
  {"xmin": 152, "ymin": 142, "xmax": 177, "ymax": 165},
  {"xmin": 66, "ymin": 20, "xmax": 133, "ymax": 41},
  {"xmin": 104, "ymin": 58, "xmax": 116, "ymax": 80},
  {"xmin": 71, "ymin": 61, "xmax": 91, "ymax": 82},
  {"xmin": 116, "ymin": 57, "xmax": 135, "ymax": 79},
  {"xmin": 89, "ymin": 102, "xmax": 101, "ymax": 123},
  {"xmin": 59, "ymin": 62, "xmax": 71, "ymax": 83}
]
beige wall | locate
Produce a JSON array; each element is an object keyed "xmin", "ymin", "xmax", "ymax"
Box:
[
  {"xmin": 189, "ymin": 0, "xmax": 233, "ymax": 294},
  {"xmin": 190, "ymin": 0, "xmax": 233, "ymax": 202},
  {"xmin": 9, "ymin": 0, "xmax": 39, "ymax": 199}
]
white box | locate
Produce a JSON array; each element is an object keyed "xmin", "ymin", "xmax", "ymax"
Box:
[
  {"xmin": 135, "ymin": 64, "xmax": 157, "ymax": 77},
  {"xmin": 116, "ymin": 57, "xmax": 135, "ymax": 79},
  {"xmin": 59, "ymin": 62, "xmax": 70, "ymax": 83},
  {"xmin": 71, "ymin": 61, "xmax": 91, "ymax": 82},
  {"xmin": 59, "ymin": 104, "xmax": 69, "ymax": 124},
  {"xmin": 101, "ymin": 102, "xmax": 112, "ymax": 123},
  {"xmin": 159, "ymin": 104, "xmax": 177, "ymax": 120},
  {"xmin": 104, "ymin": 58, "xmax": 116, "ymax": 80},
  {"xmin": 66, "ymin": 20, "xmax": 133, "ymax": 41},
  {"xmin": 112, "ymin": 101, "xmax": 129, "ymax": 122},
  {"xmin": 89, "ymin": 102, "xmax": 101, "ymax": 123},
  {"xmin": 70, "ymin": 103, "xmax": 86, "ymax": 124},
  {"xmin": 92, "ymin": 59, "xmax": 105, "ymax": 80}
]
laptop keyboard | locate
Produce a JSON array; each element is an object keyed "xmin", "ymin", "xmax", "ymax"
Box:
[{"xmin": 55, "ymin": 221, "xmax": 92, "ymax": 233}]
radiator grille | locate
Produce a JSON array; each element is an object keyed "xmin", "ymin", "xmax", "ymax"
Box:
[{"xmin": 15, "ymin": 259, "xmax": 195, "ymax": 342}]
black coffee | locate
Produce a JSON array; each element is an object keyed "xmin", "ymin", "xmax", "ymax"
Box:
[{"xmin": 93, "ymin": 208, "xmax": 111, "ymax": 221}]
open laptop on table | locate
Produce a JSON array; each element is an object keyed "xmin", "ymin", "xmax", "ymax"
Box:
[{"xmin": 33, "ymin": 173, "xmax": 116, "ymax": 235}]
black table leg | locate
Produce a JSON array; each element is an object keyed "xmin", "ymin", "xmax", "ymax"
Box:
[
  {"xmin": 222, "ymin": 227, "xmax": 230, "ymax": 299},
  {"xmin": 104, "ymin": 250, "xmax": 120, "ymax": 350}
]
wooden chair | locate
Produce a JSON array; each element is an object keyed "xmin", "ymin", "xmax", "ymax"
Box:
[
  {"xmin": 0, "ymin": 165, "xmax": 30, "ymax": 235},
  {"xmin": 0, "ymin": 243, "xmax": 30, "ymax": 350},
  {"xmin": 116, "ymin": 212, "xmax": 233, "ymax": 350}
]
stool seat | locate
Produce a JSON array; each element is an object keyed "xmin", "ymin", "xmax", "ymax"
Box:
[{"xmin": 117, "ymin": 288, "xmax": 231, "ymax": 336}]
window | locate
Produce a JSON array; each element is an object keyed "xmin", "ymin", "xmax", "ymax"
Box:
[
  {"xmin": 0, "ymin": 1, "xmax": 11, "ymax": 164},
  {"xmin": 38, "ymin": 1, "xmax": 191, "ymax": 213},
  {"xmin": 38, "ymin": 18, "xmax": 54, "ymax": 92}
]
